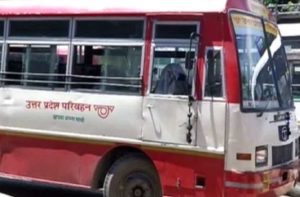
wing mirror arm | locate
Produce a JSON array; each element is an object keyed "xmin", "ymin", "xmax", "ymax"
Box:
[{"xmin": 185, "ymin": 32, "xmax": 200, "ymax": 70}]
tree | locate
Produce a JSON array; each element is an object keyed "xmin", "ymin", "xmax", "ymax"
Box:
[
  {"xmin": 263, "ymin": 0, "xmax": 300, "ymax": 13},
  {"xmin": 263, "ymin": 0, "xmax": 277, "ymax": 5},
  {"xmin": 263, "ymin": 0, "xmax": 299, "ymax": 5}
]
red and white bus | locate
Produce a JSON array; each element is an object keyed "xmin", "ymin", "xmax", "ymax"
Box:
[{"xmin": 0, "ymin": 0, "xmax": 298, "ymax": 196}]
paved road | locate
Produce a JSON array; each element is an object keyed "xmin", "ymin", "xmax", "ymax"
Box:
[
  {"xmin": 0, "ymin": 188, "xmax": 102, "ymax": 197},
  {"xmin": 0, "ymin": 179, "xmax": 102, "ymax": 197},
  {"xmin": 1, "ymin": 182, "xmax": 299, "ymax": 197},
  {"xmin": 0, "ymin": 192, "xmax": 293, "ymax": 197}
]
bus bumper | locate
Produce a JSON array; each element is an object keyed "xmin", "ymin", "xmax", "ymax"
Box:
[{"xmin": 225, "ymin": 160, "xmax": 300, "ymax": 197}]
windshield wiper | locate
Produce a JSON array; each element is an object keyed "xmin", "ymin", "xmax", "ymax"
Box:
[{"xmin": 256, "ymin": 88, "xmax": 274, "ymax": 117}]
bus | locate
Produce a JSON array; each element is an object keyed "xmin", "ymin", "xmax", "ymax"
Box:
[
  {"xmin": 0, "ymin": 0, "xmax": 298, "ymax": 196},
  {"xmin": 275, "ymin": 5, "xmax": 300, "ymax": 130},
  {"xmin": 271, "ymin": 2, "xmax": 300, "ymax": 126},
  {"xmin": 280, "ymin": 23, "xmax": 300, "ymax": 131}
]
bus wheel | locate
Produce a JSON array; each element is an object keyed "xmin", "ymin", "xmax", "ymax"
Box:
[{"xmin": 103, "ymin": 154, "xmax": 162, "ymax": 197}]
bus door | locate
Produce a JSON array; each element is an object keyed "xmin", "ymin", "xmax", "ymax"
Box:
[
  {"xmin": 197, "ymin": 47, "xmax": 226, "ymax": 151},
  {"xmin": 142, "ymin": 21, "xmax": 200, "ymax": 145}
]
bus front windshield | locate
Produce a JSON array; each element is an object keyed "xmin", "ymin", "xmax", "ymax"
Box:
[{"xmin": 231, "ymin": 13, "xmax": 293, "ymax": 111}]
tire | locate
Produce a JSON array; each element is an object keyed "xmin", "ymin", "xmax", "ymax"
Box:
[{"xmin": 103, "ymin": 154, "xmax": 162, "ymax": 197}]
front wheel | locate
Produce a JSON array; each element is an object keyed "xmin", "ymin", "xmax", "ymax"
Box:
[{"xmin": 103, "ymin": 154, "xmax": 162, "ymax": 197}]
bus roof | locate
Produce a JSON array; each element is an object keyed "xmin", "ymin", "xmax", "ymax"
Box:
[{"xmin": 0, "ymin": 0, "xmax": 268, "ymax": 17}]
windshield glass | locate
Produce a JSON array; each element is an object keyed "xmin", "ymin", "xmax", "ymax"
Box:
[
  {"xmin": 264, "ymin": 22, "xmax": 293, "ymax": 109},
  {"xmin": 231, "ymin": 13, "xmax": 293, "ymax": 111}
]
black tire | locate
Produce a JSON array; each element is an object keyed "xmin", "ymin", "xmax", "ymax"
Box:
[{"xmin": 103, "ymin": 154, "xmax": 162, "ymax": 197}]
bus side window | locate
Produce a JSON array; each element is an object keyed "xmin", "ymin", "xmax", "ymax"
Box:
[
  {"xmin": 71, "ymin": 45, "xmax": 142, "ymax": 93},
  {"xmin": 5, "ymin": 44, "xmax": 68, "ymax": 88},
  {"xmin": 204, "ymin": 48, "xmax": 224, "ymax": 98},
  {"xmin": 292, "ymin": 64, "xmax": 300, "ymax": 98},
  {"xmin": 71, "ymin": 45, "xmax": 102, "ymax": 89}
]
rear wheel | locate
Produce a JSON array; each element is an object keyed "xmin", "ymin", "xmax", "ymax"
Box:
[{"xmin": 103, "ymin": 154, "xmax": 162, "ymax": 197}]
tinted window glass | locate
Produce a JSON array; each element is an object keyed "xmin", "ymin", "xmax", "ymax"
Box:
[
  {"xmin": 151, "ymin": 46, "xmax": 195, "ymax": 95},
  {"xmin": 204, "ymin": 49, "xmax": 223, "ymax": 97},
  {"xmin": 9, "ymin": 20, "xmax": 70, "ymax": 37},
  {"xmin": 5, "ymin": 44, "xmax": 68, "ymax": 88},
  {"xmin": 0, "ymin": 21, "xmax": 4, "ymax": 36},
  {"xmin": 71, "ymin": 45, "xmax": 142, "ymax": 93},
  {"xmin": 155, "ymin": 24, "xmax": 197, "ymax": 39},
  {"xmin": 75, "ymin": 20, "xmax": 144, "ymax": 39}
]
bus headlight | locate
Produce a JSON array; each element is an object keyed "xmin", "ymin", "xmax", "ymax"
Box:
[{"xmin": 255, "ymin": 146, "xmax": 268, "ymax": 167}]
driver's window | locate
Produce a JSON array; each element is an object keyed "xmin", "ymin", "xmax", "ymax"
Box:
[
  {"xmin": 150, "ymin": 22, "xmax": 198, "ymax": 95},
  {"xmin": 151, "ymin": 47, "xmax": 193, "ymax": 95},
  {"xmin": 204, "ymin": 48, "xmax": 224, "ymax": 97}
]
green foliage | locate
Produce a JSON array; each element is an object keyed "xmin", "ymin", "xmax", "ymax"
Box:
[
  {"xmin": 263, "ymin": 0, "xmax": 277, "ymax": 5},
  {"xmin": 263, "ymin": 0, "xmax": 300, "ymax": 5},
  {"xmin": 263, "ymin": 0, "xmax": 300, "ymax": 12}
]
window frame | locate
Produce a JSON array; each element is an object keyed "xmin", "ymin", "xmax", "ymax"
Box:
[
  {"xmin": 69, "ymin": 42, "xmax": 145, "ymax": 93},
  {"xmin": 4, "ymin": 41, "xmax": 71, "ymax": 89},
  {"xmin": 0, "ymin": 16, "xmax": 146, "ymax": 94},
  {"xmin": 2, "ymin": 17, "xmax": 72, "ymax": 90},
  {"xmin": 148, "ymin": 20, "xmax": 200, "ymax": 98},
  {"xmin": 69, "ymin": 17, "xmax": 146, "ymax": 93},
  {"xmin": 203, "ymin": 46, "xmax": 226, "ymax": 101},
  {"xmin": 0, "ymin": 18, "xmax": 6, "ymax": 84}
]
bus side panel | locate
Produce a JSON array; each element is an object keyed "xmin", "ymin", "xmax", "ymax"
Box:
[
  {"xmin": 0, "ymin": 131, "xmax": 226, "ymax": 197},
  {"xmin": 200, "ymin": 12, "xmax": 240, "ymax": 103},
  {"xmin": 144, "ymin": 149, "xmax": 225, "ymax": 197},
  {"xmin": 0, "ymin": 133, "xmax": 112, "ymax": 186}
]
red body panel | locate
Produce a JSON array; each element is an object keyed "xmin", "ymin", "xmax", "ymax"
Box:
[
  {"xmin": 1, "ymin": 133, "xmax": 297, "ymax": 197},
  {"xmin": 0, "ymin": 133, "xmax": 225, "ymax": 197},
  {"xmin": 0, "ymin": 134, "xmax": 107, "ymax": 185},
  {"xmin": 225, "ymin": 166, "xmax": 300, "ymax": 197},
  {"xmin": 196, "ymin": 13, "xmax": 240, "ymax": 102},
  {"xmin": 0, "ymin": 1, "xmax": 296, "ymax": 197}
]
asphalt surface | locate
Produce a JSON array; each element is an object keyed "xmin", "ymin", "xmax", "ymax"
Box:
[
  {"xmin": 0, "ymin": 188, "xmax": 102, "ymax": 197},
  {"xmin": 0, "ymin": 190, "xmax": 101, "ymax": 197},
  {"xmin": 0, "ymin": 178, "xmax": 103, "ymax": 197},
  {"xmin": 1, "ymin": 180, "xmax": 299, "ymax": 197}
]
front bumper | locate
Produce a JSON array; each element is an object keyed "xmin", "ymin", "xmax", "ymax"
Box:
[{"xmin": 225, "ymin": 160, "xmax": 300, "ymax": 197}]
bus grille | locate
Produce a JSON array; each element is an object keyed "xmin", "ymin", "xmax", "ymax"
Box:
[{"xmin": 272, "ymin": 142, "xmax": 293, "ymax": 166}]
